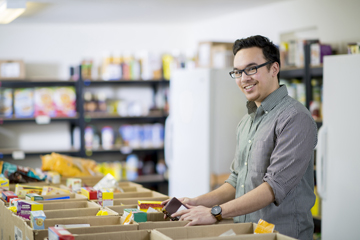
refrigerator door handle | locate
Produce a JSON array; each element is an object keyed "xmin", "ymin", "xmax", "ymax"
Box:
[
  {"xmin": 164, "ymin": 115, "xmax": 172, "ymax": 168},
  {"xmin": 316, "ymin": 125, "xmax": 327, "ymax": 200}
]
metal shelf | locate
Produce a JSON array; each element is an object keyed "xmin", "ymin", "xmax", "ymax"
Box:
[
  {"xmin": 82, "ymin": 79, "xmax": 169, "ymax": 87},
  {"xmin": 0, "ymin": 147, "xmax": 81, "ymax": 158},
  {"xmin": 0, "ymin": 114, "xmax": 79, "ymax": 124},
  {"xmin": 85, "ymin": 146, "xmax": 164, "ymax": 154},
  {"xmin": 280, "ymin": 65, "xmax": 323, "ymax": 79},
  {"xmin": 84, "ymin": 112, "xmax": 167, "ymax": 122},
  {"xmin": 0, "ymin": 79, "xmax": 77, "ymax": 87}
]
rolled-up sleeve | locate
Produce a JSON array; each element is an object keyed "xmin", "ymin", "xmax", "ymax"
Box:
[
  {"xmin": 225, "ymin": 166, "xmax": 237, "ymax": 188},
  {"xmin": 263, "ymin": 111, "xmax": 317, "ymax": 206}
]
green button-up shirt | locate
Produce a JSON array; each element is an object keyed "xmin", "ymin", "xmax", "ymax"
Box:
[{"xmin": 225, "ymin": 85, "xmax": 317, "ymax": 240}]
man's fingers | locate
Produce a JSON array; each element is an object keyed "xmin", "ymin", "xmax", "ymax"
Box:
[{"xmin": 161, "ymin": 199, "xmax": 170, "ymax": 205}]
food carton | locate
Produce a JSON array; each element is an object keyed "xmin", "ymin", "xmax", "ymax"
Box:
[
  {"xmin": 41, "ymin": 186, "xmax": 70, "ymax": 195},
  {"xmin": 14, "ymin": 88, "xmax": 34, "ymax": 118},
  {"xmin": 124, "ymin": 208, "xmax": 147, "ymax": 222},
  {"xmin": 53, "ymin": 87, "xmax": 76, "ymax": 117},
  {"xmin": 30, "ymin": 210, "xmax": 46, "ymax": 230},
  {"xmin": 66, "ymin": 178, "xmax": 82, "ymax": 192},
  {"xmin": 81, "ymin": 187, "xmax": 97, "ymax": 200},
  {"xmin": 1, "ymin": 191, "xmax": 18, "ymax": 202},
  {"xmin": 34, "ymin": 87, "xmax": 56, "ymax": 117},
  {"xmin": 17, "ymin": 200, "xmax": 43, "ymax": 220},
  {"xmin": 137, "ymin": 200, "xmax": 163, "ymax": 212},
  {"xmin": 0, "ymin": 176, "xmax": 9, "ymax": 190},
  {"xmin": 97, "ymin": 189, "xmax": 113, "ymax": 207},
  {"xmin": 48, "ymin": 227, "xmax": 75, "ymax": 240},
  {"xmin": 26, "ymin": 193, "xmax": 44, "ymax": 201}
]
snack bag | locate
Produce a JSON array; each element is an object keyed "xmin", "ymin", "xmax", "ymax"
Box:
[{"xmin": 254, "ymin": 219, "xmax": 275, "ymax": 234}]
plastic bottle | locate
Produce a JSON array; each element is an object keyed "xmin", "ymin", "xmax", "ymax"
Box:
[{"xmin": 126, "ymin": 154, "xmax": 139, "ymax": 181}]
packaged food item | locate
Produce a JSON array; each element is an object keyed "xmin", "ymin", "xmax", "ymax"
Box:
[
  {"xmin": 8, "ymin": 206, "xmax": 17, "ymax": 214},
  {"xmin": 101, "ymin": 126, "xmax": 114, "ymax": 150},
  {"xmin": 41, "ymin": 153, "xmax": 99, "ymax": 177},
  {"xmin": 1, "ymin": 161, "xmax": 46, "ymax": 183},
  {"xmin": 34, "ymin": 87, "xmax": 56, "ymax": 117},
  {"xmin": 125, "ymin": 154, "xmax": 139, "ymax": 181},
  {"xmin": 137, "ymin": 200, "xmax": 163, "ymax": 212},
  {"xmin": 45, "ymin": 171, "xmax": 61, "ymax": 184},
  {"xmin": 26, "ymin": 193, "xmax": 44, "ymax": 201},
  {"xmin": 15, "ymin": 184, "xmax": 43, "ymax": 198},
  {"xmin": 14, "ymin": 88, "xmax": 34, "ymax": 118},
  {"xmin": 17, "ymin": 200, "xmax": 43, "ymax": 220},
  {"xmin": 93, "ymin": 173, "xmax": 117, "ymax": 190},
  {"xmin": 122, "ymin": 211, "xmax": 133, "ymax": 225},
  {"xmin": 96, "ymin": 209, "xmax": 109, "ymax": 216},
  {"xmin": 254, "ymin": 219, "xmax": 275, "ymax": 234},
  {"xmin": 2, "ymin": 191, "xmax": 18, "ymax": 202},
  {"xmin": 81, "ymin": 187, "xmax": 97, "ymax": 200},
  {"xmin": 66, "ymin": 178, "xmax": 82, "ymax": 192},
  {"xmin": 151, "ymin": 123, "xmax": 164, "ymax": 148},
  {"xmin": 30, "ymin": 210, "xmax": 46, "ymax": 230},
  {"xmin": 97, "ymin": 188, "xmax": 113, "ymax": 207},
  {"xmin": 48, "ymin": 226, "xmax": 75, "ymax": 240},
  {"xmin": 0, "ymin": 175, "xmax": 9, "ymax": 190},
  {"xmin": 41, "ymin": 186, "xmax": 70, "ymax": 195},
  {"xmin": 162, "ymin": 197, "xmax": 188, "ymax": 221},
  {"xmin": 0, "ymin": 88, "xmax": 13, "ymax": 118},
  {"xmin": 10, "ymin": 198, "xmax": 22, "ymax": 207},
  {"xmin": 53, "ymin": 86, "xmax": 76, "ymax": 117},
  {"xmin": 124, "ymin": 208, "xmax": 147, "ymax": 222}
]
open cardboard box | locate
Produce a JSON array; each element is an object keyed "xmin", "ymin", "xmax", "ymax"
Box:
[
  {"xmin": 72, "ymin": 229, "xmax": 153, "ymax": 240},
  {"xmin": 152, "ymin": 223, "xmax": 257, "ymax": 239},
  {"xmin": 43, "ymin": 202, "xmax": 119, "ymax": 219},
  {"xmin": 151, "ymin": 223, "xmax": 296, "ymax": 240},
  {"xmin": 9, "ymin": 182, "xmax": 62, "ymax": 192},
  {"xmin": 35, "ymin": 193, "xmax": 87, "ymax": 203},
  {"xmin": 92, "ymin": 190, "xmax": 169, "ymax": 206},
  {"xmin": 22, "ymin": 215, "xmax": 139, "ymax": 240},
  {"xmin": 41, "ymin": 200, "xmax": 93, "ymax": 210}
]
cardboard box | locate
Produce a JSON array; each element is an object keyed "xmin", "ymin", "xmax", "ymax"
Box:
[
  {"xmin": 197, "ymin": 42, "xmax": 234, "ymax": 68},
  {"xmin": 74, "ymin": 229, "xmax": 152, "ymax": 240},
  {"xmin": 0, "ymin": 60, "xmax": 25, "ymax": 79},
  {"xmin": 41, "ymin": 200, "xmax": 93, "ymax": 211},
  {"xmin": 9, "ymin": 182, "xmax": 60, "ymax": 192},
  {"xmin": 36, "ymin": 193, "xmax": 87, "ymax": 203},
  {"xmin": 15, "ymin": 184, "xmax": 43, "ymax": 198},
  {"xmin": 43, "ymin": 203, "xmax": 118, "ymax": 219},
  {"xmin": 22, "ymin": 215, "xmax": 138, "ymax": 240}
]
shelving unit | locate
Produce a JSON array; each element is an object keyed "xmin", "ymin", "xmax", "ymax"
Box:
[
  {"xmin": 280, "ymin": 42, "xmax": 323, "ymax": 129},
  {"xmin": 0, "ymin": 76, "xmax": 169, "ymax": 193}
]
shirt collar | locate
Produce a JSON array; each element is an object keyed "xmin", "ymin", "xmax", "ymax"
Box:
[{"xmin": 246, "ymin": 85, "xmax": 288, "ymax": 115}]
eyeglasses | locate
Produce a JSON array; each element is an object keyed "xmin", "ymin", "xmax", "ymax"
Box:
[{"xmin": 229, "ymin": 61, "xmax": 272, "ymax": 79}]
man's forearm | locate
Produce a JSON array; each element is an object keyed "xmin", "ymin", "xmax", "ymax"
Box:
[
  {"xmin": 193, "ymin": 183, "xmax": 236, "ymax": 207},
  {"xmin": 221, "ymin": 182, "xmax": 275, "ymax": 218}
]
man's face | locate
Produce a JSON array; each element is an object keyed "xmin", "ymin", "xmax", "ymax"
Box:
[{"xmin": 233, "ymin": 47, "xmax": 279, "ymax": 107}]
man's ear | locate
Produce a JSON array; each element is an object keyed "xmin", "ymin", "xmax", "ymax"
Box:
[{"xmin": 271, "ymin": 62, "xmax": 280, "ymax": 77}]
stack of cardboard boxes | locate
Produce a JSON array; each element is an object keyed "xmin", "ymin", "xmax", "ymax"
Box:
[{"xmin": 0, "ymin": 176, "xmax": 296, "ymax": 240}]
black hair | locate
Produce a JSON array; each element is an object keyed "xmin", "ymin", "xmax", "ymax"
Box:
[{"xmin": 233, "ymin": 35, "xmax": 280, "ymax": 82}]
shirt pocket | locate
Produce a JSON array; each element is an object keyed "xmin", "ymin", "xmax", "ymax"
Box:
[{"xmin": 249, "ymin": 140, "xmax": 273, "ymax": 173}]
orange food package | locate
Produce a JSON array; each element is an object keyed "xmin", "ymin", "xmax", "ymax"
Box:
[
  {"xmin": 122, "ymin": 211, "xmax": 133, "ymax": 225},
  {"xmin": 254, "ymin": 219, "xmax": 275, "ymax": 234}
]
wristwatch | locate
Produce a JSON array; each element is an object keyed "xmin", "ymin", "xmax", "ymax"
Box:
[{"xmin": 211, "ymin": 205, "xmax": 223, "ymax": 221}]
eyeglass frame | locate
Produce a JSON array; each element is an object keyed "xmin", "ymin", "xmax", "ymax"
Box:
[{"xmin": 229, "ymin": 61, "xmax": 273, "ymax": 79}]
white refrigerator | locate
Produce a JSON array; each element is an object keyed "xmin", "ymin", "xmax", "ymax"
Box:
[
  {"xmin": 317, "ymin": 54, "xmax": 360, "ymax": 239},
  {"xmin": 165, "ymin": 68, "xmax": 247, "ymax": 198}
]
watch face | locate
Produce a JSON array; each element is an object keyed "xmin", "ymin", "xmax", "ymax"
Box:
[{"xmin": 211, "ymin": 205, "xmax": 221, "ymax": 215}]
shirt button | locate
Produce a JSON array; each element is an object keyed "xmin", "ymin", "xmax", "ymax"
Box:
[
  {"xmin": 265, "ymin": 111, "xmax": 268, "ymax": 114},
  {"xmin": 245, "ymin": 162, "xmax": 247, "ymax": 166},
  {"xmin": 248, "ymin": 140, "xmax": 251, "ymax": 143},
  {"xmin": 241, "ymin": 185, "xmax": 244, "ymax": 188}
]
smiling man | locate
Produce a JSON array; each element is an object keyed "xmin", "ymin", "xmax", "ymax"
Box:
[{"xmin": 166, "ymin": 35, "xmax": 317, "ymax": 240}]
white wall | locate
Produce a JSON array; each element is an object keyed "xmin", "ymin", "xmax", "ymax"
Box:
[
  {"xmin": 188, "ymin": 0, "xmax": 360, "ymax": 53},
  {"xmin": 0, "ymin": 0, "xmax": 359, "ymax": 79}
]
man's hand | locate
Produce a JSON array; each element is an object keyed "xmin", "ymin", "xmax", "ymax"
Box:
[
  {"xmin": 162, "ymin": 197, "xmax": 198, "ymax": 220},
  {"xmin": 173, "ymin": 205, "xmax": 217, "ymax": 226},
  {"xmin": 161, "ymin": 197, "xmax": 197, "ymax": 206}
]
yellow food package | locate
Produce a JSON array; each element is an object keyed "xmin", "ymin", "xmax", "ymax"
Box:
[
  {"xmin": 41, "ymin": 152, "xmax": 100, "ymax": 177},
  {"xmin": 254, "ymin": 219, "xmax": 275, "ymax": 234},
  {"xmin": 122, "ymin": 211, "xmax": 133, "ymax": 225}
]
